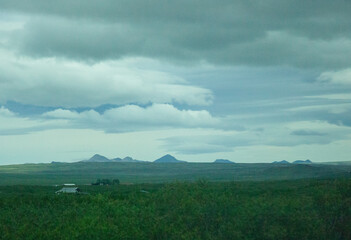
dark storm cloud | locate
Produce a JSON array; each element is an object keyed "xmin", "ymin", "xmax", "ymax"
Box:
[{"xmin": 2, "ymin": 0, "xmax": 351, "ymax": 68}]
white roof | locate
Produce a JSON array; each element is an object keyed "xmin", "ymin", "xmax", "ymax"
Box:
[{"xmin": 56, "ymin": 187, "xmax": 79, "ymax": 193}]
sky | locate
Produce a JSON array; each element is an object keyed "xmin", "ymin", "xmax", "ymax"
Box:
[{"xmin": 1, "ymin": 0, "xmax": 351, "ymax": 164}]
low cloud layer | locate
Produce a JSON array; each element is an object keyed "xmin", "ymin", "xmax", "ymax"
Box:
[
  {"xmin": 0, "ymin": 50, "xmax": 212, "ymax": 107},
  {"xmin": 162, "ymin": 121, "xmax": 351, "ymax": 154},
  {"xmin": 0, "ymin": 104, "xmax": 219, "ymax": 135},
  {"xmin": 43, "ymin": 104, "xmax": 219, "ymax": 132}
]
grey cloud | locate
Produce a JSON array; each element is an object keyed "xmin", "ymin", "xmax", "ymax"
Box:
[
  {"xmin": 185, "ymin": 66, "xmax": 351, "ymax": 127},
  {"xmin": 13, "ymin": 18, "xmax": 351, "ymax": 69},
  {"xmin": 2, "ymin": 0, "xmax": 351, "ymax": 68},
  {"xmin": 287, "ymin": 102, "xmax": 351, "ymax": 127},
  {"xmin": 164, "ymin": 144, "xmax": 234, "ymax": 155},
  {"xmin": 325, "ymin": 113, "xmax": 351, "ymax": 127},
  {"xmin": 2, "ymin": 1, "xmax": 351, "ymax": 39},
  {"xmin": 291, "ymin": 130, "xmax": 327, "ymax": 136},
  {"xmin": 0, "ymin": 125, "xmax": 59, "ymax": 135},
  {"xmin": 161, "ymin": 135, "xmax": 240, "ymax": 155},
  {"xmin": 161, "ymin": 121, "xmax": 351, "ymax": 154}
]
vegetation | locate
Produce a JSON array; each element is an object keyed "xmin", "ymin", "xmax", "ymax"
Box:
[
  {"xmin": 92, "ymin": 178, "xmax": 120, "ymax": 186},
  {"xmin": 0, "ymin": 178, "xmax": 350, "ymax": 239},
  {"xmin": 0, "ymin": 162, "xmax": 350, "ymax": 185}
]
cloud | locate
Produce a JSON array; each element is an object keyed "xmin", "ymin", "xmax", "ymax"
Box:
[
  {"xmin": 0, "ymin": 50, "xmax": 212, "ymax": 107},
  {"xmin": 1, "ymin": 1, "xmax": 351, "ymax": 163},
  {"xmin": 161, "ymin": 121, "xmax": 351, "ymax": 154},
  {"xmin": 2, "ymin": 0, "xmax": 350, "ymax": 38},
  {"xmin": 0, "ymin": 104, "xmax": 220, "ymax": 135},
  {"xmin": 290, "ymin": 130, "xmax": 326, "ymax": 136},
  {"xmin": 318, "ymin": 69, "xmax": 351, "ymax": 85},
  {"xmin": 0, "ymin": 106, "xmax": 15, "ymax": 117},
  {"xmin": 43, "ymin": 103, "xmax": 220, "ymax": 133},
  {"xmin": 0, "ymin": 106, "xmax": 68, "ymax": 135},
  {"xmin": 287, "ymin": 103, "xmax": 351, "ymax": 115},
  {"xmin": 286, "ymin": 102, "xmax": 351, "ymax": 127},
  {"xmin": 10, "ymin": 18, "xmax": 351, "ymax": 69},
  {"xmin": 0, "ymin": 1, "xmax": 350, "ymax": 68}
]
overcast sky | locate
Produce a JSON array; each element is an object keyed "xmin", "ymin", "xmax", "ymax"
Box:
[{"xmin": 1, "ymin": 1, "xmax": 351, "ymax": 164}]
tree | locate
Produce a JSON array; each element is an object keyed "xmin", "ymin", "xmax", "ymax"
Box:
[{"xmin": 112, "ymin": 179, "xmax": 120, "ymax": 185}]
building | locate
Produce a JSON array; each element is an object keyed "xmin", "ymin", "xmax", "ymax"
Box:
[{"xmin": 55, "ymin": 184, "xmax": 81, "ymax": 194}]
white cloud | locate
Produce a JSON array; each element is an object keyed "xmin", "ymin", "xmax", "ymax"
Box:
[
  {"xmin": 0, "ymin": 106, "xmax": 15, "ymax": 117},
  {"xmin": 318, "ymin": 68, "xmax": 351, "ymax": 85},
  {"xmin": 0, "ymin": 49, "xmax": 212, "ymax": 107},
  {"xmin": 43, "ymin": 103, "xmax": 220, "ymax": 132},
  {"xmin": 287, "ymin": 103, "xmax": 351, "ymax": 114},
  {"xmin": 0, "ymin": 106, "xmax": 68, "ymax": 135},
  {"xmin": 305, "ymin": 93, "xmax": 351, "ymax": 100}
]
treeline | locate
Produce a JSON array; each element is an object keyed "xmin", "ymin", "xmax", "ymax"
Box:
[
  {"xmin": 0, "ymin": 178, "xmax": 350, "ymax": 239},
  {"xmin": 91, "ymin": 178, "xmax": 120, "ymax": 185}
]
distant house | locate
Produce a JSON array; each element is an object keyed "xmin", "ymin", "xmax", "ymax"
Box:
[
  {"xmin": 63, "ymin": 183, "xmax": 76, "ymax": 187},
  {"xmin": 56, "ymin": 187, "xmax": 80, "ymax": 194},
  {"xmin": 56, "ymin": 184, "xmax": 80, "ymax": 194}
]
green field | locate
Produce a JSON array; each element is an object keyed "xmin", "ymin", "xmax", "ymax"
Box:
[
  {"xmin": 0, "ymin": 162, "xmax": 351, "ymax": 185},
  {"xmin": 0, "ymin": 179, "xmax": 350, "ymax": 239},
  {"xmin": 1, "ymin": 162, "xmax": 350, "ymax": 239}
]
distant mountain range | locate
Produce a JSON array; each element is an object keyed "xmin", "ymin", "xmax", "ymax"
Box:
[
  {"xmin": 292, "ymin": 159, "xmax": 312, "ymax": 164},
  {"xmin": 80, "ymin": 155, "xmax": 313, "ymax": 164},
  {"xmin": 272, "ymin": 160, "xmax": 290, "ymax": 164},
  {"xmin": 81, "ymin": 154, "xmax": 186, "ymax": 163},
  {"xmin": 81, "ymin": 154, "xmax": 144, "ymax": 163},
  {"xmin": 213, "ymin": 159, "xmax": 235, "ymax": 163},
  {"xmin": 272, "ymin": 159, "xmax": 312, "ymax": 164}
]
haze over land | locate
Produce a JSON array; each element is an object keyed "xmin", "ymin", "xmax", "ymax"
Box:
[{"xmin": 1, "ymin": 1, "xmax": 351, "ymax": 164}]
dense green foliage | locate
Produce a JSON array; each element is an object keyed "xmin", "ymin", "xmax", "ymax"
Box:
[
  {"xmin": 92, "ymin": 178, "xmax": 120, "ymax": 185},
  {"xmin": 0, "ymin": 179, "xmax": 350, "ymax": 239},
  {"xmin": 1, "ymin": 162, "xmax": 350, "ymax": 185}
]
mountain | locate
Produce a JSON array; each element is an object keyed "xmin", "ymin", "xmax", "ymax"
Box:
[
  {"xmin": 293, "ymin": 159, "xmax": 312, "ymax": 164},
  {"xmin": 214, "ymin": 159, "xmax": 235, "ymax": 163},
  {"xmin": 82, "ymin": 154, "xmax": 143, "ymax": 163},
  {"xmin": 111, "ymin": 156, "xmax": 143, "ymax": 162},
  {"xmin": 154, "ymin": 154, "xmax": 185, "ymax": 163},
  {"xmin": 84, "ymin": 154, "xmax": 111, "ymax": 162},
  {"xmin": 272, "ymin": 160, "xmax": 290, "ymax": 164}
]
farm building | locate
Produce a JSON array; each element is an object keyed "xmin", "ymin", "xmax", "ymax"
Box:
[{"xmin": 56, "ymin": 185, "xmax": 81, "ymax": 194}]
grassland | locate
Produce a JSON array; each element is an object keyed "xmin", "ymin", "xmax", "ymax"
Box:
[{"xmin": 0, "ymin": 162, "xmax": 350, "ymax": 185}]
